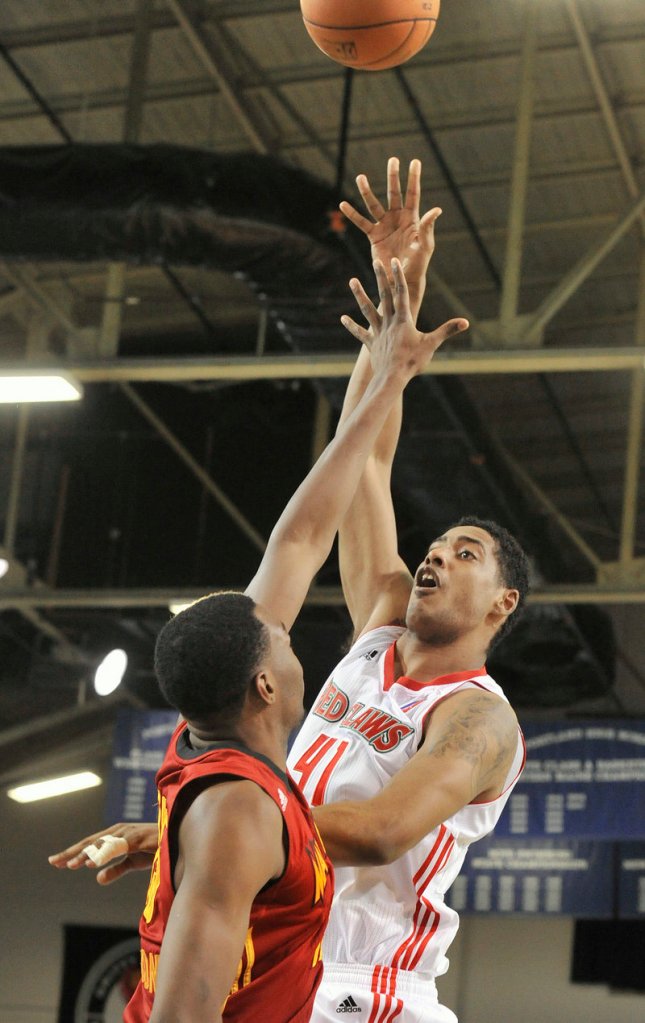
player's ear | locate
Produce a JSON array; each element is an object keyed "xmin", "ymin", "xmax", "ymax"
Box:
[
  {"xmin": 253, "ymin": 671, "xmax": 276, "ymax": 706},
  {"xmin": 495, "ymin": 588, "xmax": 519, "ymax": 618}
]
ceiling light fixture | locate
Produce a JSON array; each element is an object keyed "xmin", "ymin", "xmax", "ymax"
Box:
[
  {"xmin": 0, "ymin": 373, "xmax": 83, "ymax": 403},
  {"xmin": 94, "ymin": 648, "xmax": 128, "ymax": 696},
  {"xmin": 0, "ymin": 557, "xmax": 9, "ymax": 579},
  {"xmin": 8, "ymin": 771, "xmax": 102, "ymax": 803},
  {"xmin": 168, "ymin": 601, "xmax": 194, "ymax": 615}
]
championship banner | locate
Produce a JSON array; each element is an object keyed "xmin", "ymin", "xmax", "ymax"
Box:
[
  {"xmin": 495, "ymin": 720, "xmax": 645, "ymax": 840},
  {"xmin": 447, "ymin": 838, "xmax": 615, "ymax": 917},
  {"xmin": 104, "ymin": 709, "xmax": 176, "ymax": 823}
]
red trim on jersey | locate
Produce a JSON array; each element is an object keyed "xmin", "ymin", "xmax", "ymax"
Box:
[
  {"xmin": 383, "ymin": 641, "xmax": 487, "ymax": 693},
  {"xmin": 390, "ymin": 826, "xmax": 452, "ymax": 972},
  {"xmin": 412, "ymin": 824, "xmax": 450, "ymax": 887}
]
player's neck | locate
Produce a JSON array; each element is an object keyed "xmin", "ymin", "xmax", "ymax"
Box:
[
  {"xmin": 395, "ymin": 629, "xmax": 488, "ymax": 682},
  {"xmin": 188, "ymin": 718, "xmax": 289, "ymax": 771}
]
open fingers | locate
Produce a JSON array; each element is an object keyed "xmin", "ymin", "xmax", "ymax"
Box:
[
  {"xmin": 389, "ymin": 258, "xmax": 410, "ymax": 318},
  {"xmin": 349, "ymin": 276, "xmax": 382, "ymax": 333},
  {"xmin": 426, "ymin": 317, "xmax": 470, "ymax": 353},
  {"xmin": 404, "ymin": 158, "xmax": 422, "ymax": 213},
  {"xmin": 339, "ymin": 199, "xmax": 374, "ymax": 237},
  {"xmin": 356, "ymin": 173, "xmax": 386, "ymax": 222},
  {"xmin": 49, "ymin": 826, "xmax": 122, "ymax": 868},
  {"xmin": 373, "ymin": 259, "xmax": 395, "ymax": 319},
  {"xmin": 387, "ymin": 156, "xmax": 403, "ymax": 211},
  {"xmin": 340, "ymin": 313, "xmax": 372, "ymax": 347}
]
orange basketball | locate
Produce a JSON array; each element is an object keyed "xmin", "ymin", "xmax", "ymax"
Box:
[{"xmin": 300, "ymin": 0, "xmax": 440, "ymax": 71}]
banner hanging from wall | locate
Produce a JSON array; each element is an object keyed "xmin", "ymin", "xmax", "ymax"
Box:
[
  {"xmin": 104, "ymin": 709, "xmax": 176, "ymax": 824},
  {"xmin": 495, "ymin": 720, "xmax": 645, "ymax": 840}
]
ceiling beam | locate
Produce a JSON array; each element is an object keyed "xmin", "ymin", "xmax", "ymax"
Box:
[
  {"xmin": 120, "ymin": 382, "xmax": 267, "ymax": 553},
  {"xmin": 2, "ymin": 347, "xmax": 643, "ymax": 383},
  {"xmin": 522, "ymin": 190, "xmax": 645, "ymax": 343},
  {"xmin": 499, "ymin": 1, "xmax": 537, "ymax": 336},
  {"xmin": 565, "ymin": 0, "xmax": 645, "ymax": 239},
  {"xmin": 166, "ymin": 0, "xmax": 273, "ymax": 154},
  {"xmin": 2, "ymin": 583, "xmax": 645, "ymax": 609}
]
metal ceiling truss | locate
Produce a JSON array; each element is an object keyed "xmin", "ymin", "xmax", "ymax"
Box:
[{"xmin": 0, "ymin": 0, "xmax": 644, "ymax": 632}]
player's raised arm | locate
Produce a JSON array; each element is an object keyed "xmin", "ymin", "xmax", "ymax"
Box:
[
  {"xmin": 337, "ymin": 158, "xmax": 444, "ymax": 637},
  {"xmin": 245, "ymin": 258, "xmax": 467, "ymax": 633}
]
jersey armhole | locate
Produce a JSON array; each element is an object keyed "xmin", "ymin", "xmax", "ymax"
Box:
[{"xmin": 168, "ymin": 774, "xmax": 290, "ymax": 892}]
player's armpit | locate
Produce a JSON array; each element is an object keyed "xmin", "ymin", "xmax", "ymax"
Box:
[
  {"xmin": 149, "ymin": 780, "xmax": 285, "ymax": 1023},
  {"xmin": 314, "ymin": 690, "xmax": 519, "ymax": 866}
]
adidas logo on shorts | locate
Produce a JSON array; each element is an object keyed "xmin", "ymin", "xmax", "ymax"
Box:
[{"xmin": 336, "ymin": 995, "xmax": 361, "ymax": 1013}]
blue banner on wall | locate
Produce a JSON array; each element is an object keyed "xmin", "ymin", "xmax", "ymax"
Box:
[
  {"xmin": 104, "ymin": 709, "xmax": 176, "ymax": 824},
  {"xmin": 495, "ymin": 720, "xmax": 645, "ymax": 840},
  {"xmin": 447, "ymin": 838, "xmax": 616, "ymax": 916}
]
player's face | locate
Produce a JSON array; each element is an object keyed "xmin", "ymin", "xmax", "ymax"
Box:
[
  {"xmin": 254, "ymin": 607, "xmax": 305, "ymax": 729},
  {"xmin": 406, "ymin": 525, "xmax": 509, "ymax": 646}
]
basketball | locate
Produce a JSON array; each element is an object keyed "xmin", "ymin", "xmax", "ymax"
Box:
[{"xmin": 300, "ymin": 0, "xmax": 440, "ymax": 71}]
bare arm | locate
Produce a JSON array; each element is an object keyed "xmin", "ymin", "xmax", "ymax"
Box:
[
  {"xmin": 150, "ymin": 780, "xmax": 284, "ymax": 1023},
  {"xmin": 313, "ymin": 690, "xmax": 520, "ymax": 866},
  {"xmin": 245, "ymin": 260, "xmax": 467, "ymax": 631},
  {"xmin": 337, "ymin": 159, "xmax": 443, "ymax": 636}
]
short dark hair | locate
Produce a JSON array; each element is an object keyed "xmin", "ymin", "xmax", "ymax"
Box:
[
  {"xmin": 154, "ymin": 592, "xmax": 269, "ymax": 721},
  {"xmin": 453, "ymin": 516, "xmax": 530, "ymax": 646}
]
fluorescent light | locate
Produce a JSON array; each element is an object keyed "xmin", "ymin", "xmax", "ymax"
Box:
[
  {"xmin": 0, "ymin": 374, "xmax": 82, "ymax": 403},
  {"xmin": 0, "ymin": 558, "xmax": 9, "ymax": 579},
  {"xmin": 8, "ymin": 771, "xmax": 102, "ymax": 803},
  {"xmin": 94, "ymin": 648, "xmax": 128, "ymax": 696}
]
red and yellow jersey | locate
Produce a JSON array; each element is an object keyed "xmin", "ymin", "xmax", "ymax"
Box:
[{"xmin": 125, "ymin": 721, "xmax": 333, "ymax": 1023}]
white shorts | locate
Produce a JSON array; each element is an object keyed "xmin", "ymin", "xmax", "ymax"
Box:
[{"xmin": 312, "ymin": 963, "xmax": 458, "ymax": 1023}]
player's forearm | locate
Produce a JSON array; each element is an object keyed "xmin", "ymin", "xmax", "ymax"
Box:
[
  {"xmin": 338, "ymin": 346, "xmax": 402, "ymax": 468},
  {"xmin": 313, "ymin": 771, "xmax": 473, "ymax": 867},
  {"xmin": 313, "ymin": 799, "xmax": 405, "ymax": 866},
  {"xmin": 269, "ymin": 368, "xmax": 409, "ymax": 553}
]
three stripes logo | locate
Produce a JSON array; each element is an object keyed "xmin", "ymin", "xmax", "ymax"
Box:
[{"xmin": 336, "ymin": 995, "xmax": 362, "ymax": 1013}]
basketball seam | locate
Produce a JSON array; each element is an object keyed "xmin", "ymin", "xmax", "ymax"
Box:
[
  {"xmin": 302, "ymin": 18, "xmax": 437, "ymax": 31},
  {"xmin": 360, "ymin": 23, "xmax": 422, "ymax": 68}
]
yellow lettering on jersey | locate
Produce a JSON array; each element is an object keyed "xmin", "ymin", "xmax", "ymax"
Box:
[
  {"xmin": 228, "ymin": 927, "xmax": 255, "ymax": 997},
  {"xmin": 310, "ymin": 825, "xmax": 330, "ymax": 906},
  {"xmin": 312, "ymin": 941, "xmax": 322, "ymax": 967},
  {"xmin": 143, "ymin": 792, "xmax": 168, "ymax": 924},
  {"xmin": 140, "ymin": 949, "xmax": 159, "ymax": 993}
]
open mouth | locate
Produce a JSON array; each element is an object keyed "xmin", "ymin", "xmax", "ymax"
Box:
[{"xmin": 415, "ymin": 570, "xmax": 439, "ymax": 591}]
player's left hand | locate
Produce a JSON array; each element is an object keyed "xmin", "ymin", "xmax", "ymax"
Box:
[{"xmin": 340, "ymin": 157, "xmax": 439, "ymax": 313}]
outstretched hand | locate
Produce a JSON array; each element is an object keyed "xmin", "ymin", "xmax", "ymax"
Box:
[
  {"xmin": 49, "ymin": 821, "xmax": 157, "ymax": 885},
  {"xmin": 340, "ymin": 157, "xmax": 439, "ymax": 313},
  {"xmin": 342, "ymin": 258, "xmax": 468, "ymax": 381}
]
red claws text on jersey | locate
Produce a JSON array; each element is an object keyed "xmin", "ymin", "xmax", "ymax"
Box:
[{"xmin": 313, "ymin": 681, "xmax": 414, "ymax": 752}]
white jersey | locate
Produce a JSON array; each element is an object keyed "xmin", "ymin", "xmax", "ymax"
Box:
[{"xmin": 288, "ymin": 626, "xmax": 525, "ymax": 985}]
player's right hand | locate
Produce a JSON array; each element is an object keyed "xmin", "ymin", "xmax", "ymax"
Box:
[{"xmin": 49, "ymin": 821, "xmax": 157, "ymax": 885}]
